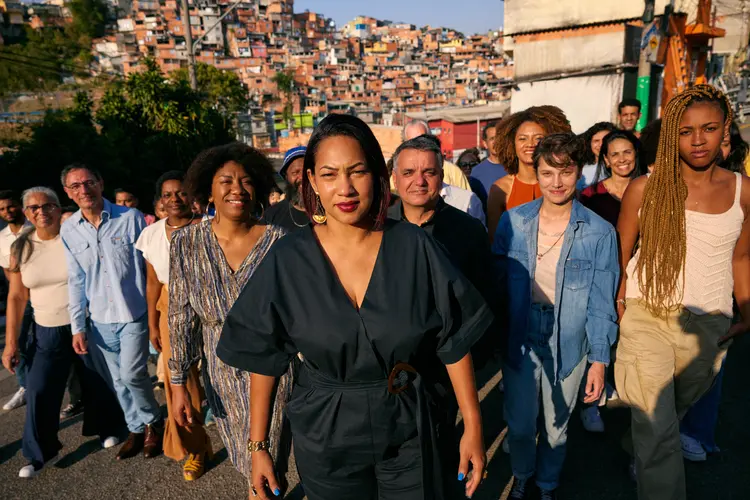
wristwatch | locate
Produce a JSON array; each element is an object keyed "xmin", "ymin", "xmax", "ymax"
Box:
[{"xmin": 247, "ymin": 440, "xmax": 270, "ymax": 453}]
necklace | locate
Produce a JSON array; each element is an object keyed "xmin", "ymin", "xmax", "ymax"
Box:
[
  {"xmin": 288, "ymin": 202, "xmax": 307, "ymax": 228},
  {"xmin": 165, "ymin": 213, "xmax": 195, "ymax": 229},
  {"xmin": 537, "ymin": 231, "xmax": 565, "ymax": 261},
  {"xmin": 538, "ymin": 228, "xmax": 564, "ymax": 237}
]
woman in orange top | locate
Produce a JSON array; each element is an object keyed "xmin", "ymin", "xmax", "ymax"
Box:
[{"xmin": 486, "ymin": 106, "xmax": 572, "ymax": 238}]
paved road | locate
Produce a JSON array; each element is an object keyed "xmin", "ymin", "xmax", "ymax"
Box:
[{"xmin": 2, "ymin": 328, "xmax": 750, "ymax": 499}]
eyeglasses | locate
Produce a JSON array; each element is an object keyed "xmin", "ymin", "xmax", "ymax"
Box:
[
  {"xmin": 66, "ymin": 180, "xmax": 98, "ymax": 192},
  {"xmin": 26, "ymin": 203, "xmax": 59, "ymax": 214}
]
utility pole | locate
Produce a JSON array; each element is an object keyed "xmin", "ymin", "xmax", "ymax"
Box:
[
  {"xmin": 636, "ymin": 0, "xmax": 656, "ymax": 131},
  {"xmin": 180, "ymin": 0, "xmax": 198, "ymax": 90}
]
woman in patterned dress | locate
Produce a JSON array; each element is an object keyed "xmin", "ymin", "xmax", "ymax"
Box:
[{"xmin": 168, "ymin": 143, "xmax": 293, "ymax": 488}]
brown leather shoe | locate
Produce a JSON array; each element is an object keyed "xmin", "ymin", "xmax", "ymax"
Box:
[
  {"xmin": 116, "ymin": 432, "xmax": 144, "ymax": 460},
  {"xmin": 143, "ymin": 423, "xmax": 164, "ymax": 459}
]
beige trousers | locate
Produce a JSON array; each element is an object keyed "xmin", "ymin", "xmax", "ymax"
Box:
[{"xmin": 615, "ymin": 300, "xmax": 730, "ymax": 500}]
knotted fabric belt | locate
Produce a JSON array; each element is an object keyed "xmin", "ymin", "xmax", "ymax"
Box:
[{"xmin": 301, "ymin": 362, "xmax": 444, "ymax": 500}]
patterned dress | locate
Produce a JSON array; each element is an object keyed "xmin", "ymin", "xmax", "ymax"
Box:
[{"xmin": 168, "ymin": 221, "xmax": 292, "ymax": 483}]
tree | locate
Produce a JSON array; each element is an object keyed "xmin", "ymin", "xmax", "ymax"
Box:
[
  {"xmin": 172, "ymin": 63, "xmax": 250, "ymax": 116},
  {"xmin": 271, "ymin": 70, "xmax": 295, "ymax": 130},
  {"xmin": 0, "ymin": 59, "xmax": 235, "ymax": 209}
]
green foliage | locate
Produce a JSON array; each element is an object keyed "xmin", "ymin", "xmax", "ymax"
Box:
[
  {"xmin": 172, "ymin": 63, "xmax": 250, "ymax": 115},
  {"xmin": 0, "ymin": 60, "xmax": 235, "ymax": 210},
  {"xmin": 271, "ymin": 70, "xmax": 296, "ymax": 129},
  {"xmin": 0, "ymin": 0, "xmax": 108, "ymax": 94}
]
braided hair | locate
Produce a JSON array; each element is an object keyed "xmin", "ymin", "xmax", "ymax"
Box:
[
  {"xmin": 493, "ymin": 106, "xmax": 571, "ymax": 175},
  {"xmin": 635, "ymin": 84, "xmax": 732, "ymax": 317}
]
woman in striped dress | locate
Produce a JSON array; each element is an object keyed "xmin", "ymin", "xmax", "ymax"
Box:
[{"xmin": 168, "ymin": 143, "xmax": 293, "ymax": 488}]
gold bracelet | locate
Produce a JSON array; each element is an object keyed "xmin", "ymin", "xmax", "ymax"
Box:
[{"xmin": 247, "ymin": 440, "xmax": 270, "ymax": 453}]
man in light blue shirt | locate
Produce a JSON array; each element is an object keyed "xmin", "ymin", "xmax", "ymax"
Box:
[
  {"xmin": 470, "ymin": 121, "xmax": 507, "ymax": 201},
  {"xmin": 60, "ymin": 164, "xmax": 163, "ymax": 461}
]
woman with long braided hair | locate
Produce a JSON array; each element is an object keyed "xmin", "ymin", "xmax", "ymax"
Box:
[
  {"xmin": 616, "ymin": 84, "xmax": 750, "ymax": 500},
  {"xmin": 486, "ymin": 106, "xmax": 571, "ymax": 238}
]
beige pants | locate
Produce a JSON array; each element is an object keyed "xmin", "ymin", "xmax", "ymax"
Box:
[{"xmin": 615, "ymin": 300, "xmax": 730, "ymax": 500}]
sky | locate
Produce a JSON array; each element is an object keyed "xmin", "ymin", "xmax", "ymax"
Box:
[{"xmin": 294, "ymin": 0, "xmax": 504, "ymax": 36}]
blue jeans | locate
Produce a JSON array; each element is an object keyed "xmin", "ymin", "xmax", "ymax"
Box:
[
  {"xmin": 89, "ymin": 315, "xmax": 161, "ymax": 433},
  {"xmin": 504, "ymin": 304, "xmax": 587, "ymax": 491},
  {"xmin": 680, "ymin": 361, "xmax": 725, "ymax": 452},
  {"xmin": 14, "ymin": 303, "xmax": 34, "ymax": 389},
  {"xmin": 23, "ymin": 324, "xmax": 125, "ymax": 465}
]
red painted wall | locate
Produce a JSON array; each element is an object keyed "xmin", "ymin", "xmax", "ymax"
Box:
[{"xmin": 428, "ymin": 118, "xmax": 498, "ymax": 159}]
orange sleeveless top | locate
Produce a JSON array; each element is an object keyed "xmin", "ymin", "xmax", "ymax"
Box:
[{"xmin": 506, "ymin": 177, "xmax": 543, "ymax": 210}]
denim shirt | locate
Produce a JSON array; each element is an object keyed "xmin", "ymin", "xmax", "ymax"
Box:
[
  {"xmin": 492, "ymin": 198, "xmax": 619, "ymax": 381},
  {"xmin": 61, "ymin": 199, "xmax": 147, "ymax": 333}
]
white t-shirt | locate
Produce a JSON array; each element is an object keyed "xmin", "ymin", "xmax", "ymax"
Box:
[
  {"xmin": 135, "ymin": 218, "xmax": 170, "ymax": 284},
  {"xmin": 0, "ymin": 221, "xmax": 32, "ymax": 269},
  {"xmin": 440, "ymin": 183, "xmax": 486, "ymax": 227},
  {"xmin": 20, "ymin": 233, "xmax": 70, "ymax": 327}
]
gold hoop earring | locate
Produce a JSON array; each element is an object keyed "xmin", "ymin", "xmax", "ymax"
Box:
[
  {"xmin": 312, "ymin": 194, "xmax": 327, "ymax": 224},
  {"xmin": 206, "ymin": 201, "xmax": 218, "ymax": 222}
]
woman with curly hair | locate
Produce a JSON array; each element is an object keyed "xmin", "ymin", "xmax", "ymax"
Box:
[
  {"xmin": 486, "ymin": 106, "xmax": 572, "ymax": 238},
  {"xmin": 616, "ymin": 85, "xmax": 750, "ymax": 500},
  {"xmin": 168, "ymin": 143, "xmax": 293, "ymax": 491}
]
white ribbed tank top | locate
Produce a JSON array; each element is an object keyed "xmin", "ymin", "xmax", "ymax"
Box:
[{"xmin": 626, "ymin": 172, "xmax": 745, "ymax": 317}]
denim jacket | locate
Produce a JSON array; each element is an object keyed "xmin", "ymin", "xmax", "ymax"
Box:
[{"xmin": 492, "ymin": 198, "xmax": 619, "ymax": 381}]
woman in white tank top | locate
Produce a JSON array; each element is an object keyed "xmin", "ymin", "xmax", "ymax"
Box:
[{"xmin": 615, "ymin": 85, "xmax": 750, "ymax": 500}]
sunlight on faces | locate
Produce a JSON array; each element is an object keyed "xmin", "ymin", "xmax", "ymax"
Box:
[
  {"xmin": 285, "ymin": 158, "xmax": 304, "ymax": 194},
  {"xmin": 483, "ymin": 126, "xmax": 497, "ymax": 151},
  {"xmin": 678, "ymin": 101, "xmax": 726, "ymax": 170},
  {"xmin": 160, "ymin": 179, "xmax": 191, "ymax": 219},
  {"xmin": 24, "ymin": 192, "xmax": 61, "ymax": 230},
  {"xmin": 515, "ymin": 121, "xmax": 545, "ymax": 166},
  {"xmin": 619, "ymin": 106, "xmax": 641, "ymax": 131},
  {"xmin": 536, "ymin": 155, "xmax": 580, "ymax": 205},
  {"xmin": 0, "ymin": 199, "xmax": 23, "ymax": 224},
  {"xmin": 63, "ymin": 168, "xmax": 103, "ymax": 210},
  {"xmin": 308, "ymin": 135, "xmax": 374, "ymax": 227},
  {"xmin": 210, "ymin": 161, "xmax": 256, "ymax": 221},
  {"xmin": 392, "ymin": 149, "xmax": 443, "ymax": 209},
  {"xmin": 115, "ymin": 191, "xmax": 138, "ymax": 208},
  {"xmin": 590, "ymin": 130, "xmax": 611, "ymax": 160},
  {"xmin": 605, "ymin": 138, "xmax": 637, "ymax": 179}
]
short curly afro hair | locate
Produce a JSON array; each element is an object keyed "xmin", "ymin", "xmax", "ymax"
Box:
[
  {"xmin": 185, "ymin": 142, "xmax": 276, "ymax": 211},
  {"xmin": 492, "ymin": 106, "xmax": 572, "ymax": 175}
]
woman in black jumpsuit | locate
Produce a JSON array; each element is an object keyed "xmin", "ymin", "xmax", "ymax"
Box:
[{"xmin": 218, "ymin": 115, "xmax": 491, "ymax": 500}]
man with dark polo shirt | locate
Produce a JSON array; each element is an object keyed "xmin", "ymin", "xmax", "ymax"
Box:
[
  {"xmin": 265, "ymin": 146, "xmax": 309, "ymax": 231},
  {"xmin": 388, "ymin": 134, "xmax": 500, "ymax": 497}
]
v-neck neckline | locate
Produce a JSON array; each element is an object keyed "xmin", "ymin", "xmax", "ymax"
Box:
[
  {"xmin": 208, "ymin": 222, "xmax": 269, "ymax": 277},
  {"xmin": 308, "ymin": 224, "xmax": 386, "ymax": 312}
]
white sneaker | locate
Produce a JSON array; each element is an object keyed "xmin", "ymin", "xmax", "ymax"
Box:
[
  {"xmin": 19, "ymin": 463, "xmax": 42, "ymax": 478},
  {"xmin": 102, "ymin": 436, "xmax": 120, "ymax": 449},
  {"xmin": 3, "ymin": 387, "xmax": 26, "ymax": 411},
  {"xmin": 680, "ymin": 433, "xmax": 707, "ymax": 462},
  {"xmin": 502, "ymin": 437, "xmax": 510, "ymax": 454},
  {"xmin": 580, "ymin": 406, "xmax": 605, "ymax": 433}
]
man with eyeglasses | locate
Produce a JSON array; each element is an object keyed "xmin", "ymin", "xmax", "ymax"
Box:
[
  {"xmin": 0, "ymin": 190, "xmax": 33, "ymax": 411},
  {"xmin": 60, "ymin": 163, "xmax": 164, "ymax": 461}
]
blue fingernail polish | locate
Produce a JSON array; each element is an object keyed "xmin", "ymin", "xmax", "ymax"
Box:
[
  {"xmin": 273, "ymin": 488, "xmax": 280, "ymax": 496},
  {"xmin": 458, "ymin": 473, "xmax": 465, "ymax": 481}
]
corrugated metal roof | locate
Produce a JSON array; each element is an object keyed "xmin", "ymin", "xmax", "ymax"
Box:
[{"xmin": 505, "ymin": 17, "xmax": 640, "ymax": 37}]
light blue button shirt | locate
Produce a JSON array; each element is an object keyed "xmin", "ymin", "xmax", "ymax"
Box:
[{"xmin": 61, "ymin": 198, "xmax": 147, "ymax": 333}]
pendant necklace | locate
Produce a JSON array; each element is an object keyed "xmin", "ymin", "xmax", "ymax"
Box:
[{"xmin": 537, "ymin": 231, "xmax": 565, "ymax": 261}]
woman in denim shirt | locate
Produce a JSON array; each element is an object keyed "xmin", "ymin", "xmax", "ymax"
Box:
[{"xmin": 493, "ymin": 133, "xmax": 619, "ymax": 500}]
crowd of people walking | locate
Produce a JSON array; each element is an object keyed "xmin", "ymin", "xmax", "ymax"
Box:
[{"xmin": 1, "ymin": 83, "xmax": 749, "ymax": 500}]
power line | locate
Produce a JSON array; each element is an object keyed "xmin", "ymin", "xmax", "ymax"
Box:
[{"xmin": 0, "ymin": 49, "xmax": 123, "ymax": 78}]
